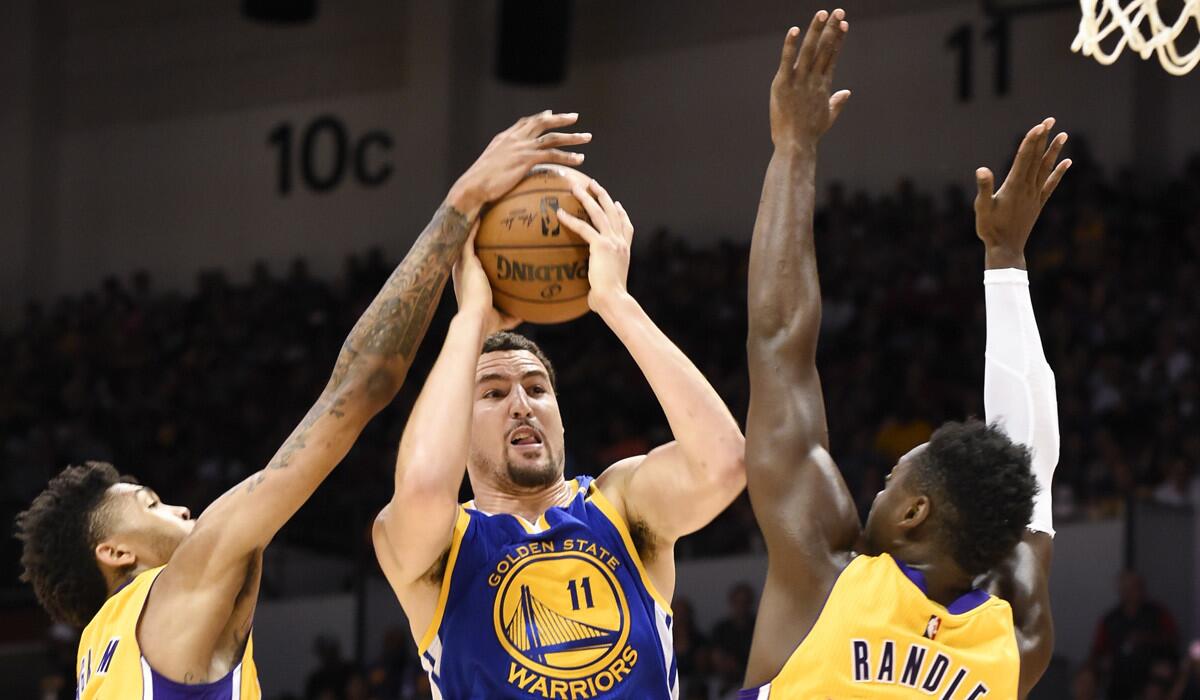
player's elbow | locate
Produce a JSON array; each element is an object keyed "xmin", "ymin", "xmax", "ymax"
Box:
[
  {"xmin": 697, "ymin": 436, "xmax": 747, "ymax": 494},
  {"xmin": 371, "ymin": 509, "xmax": 392, "ymax": 549},
  {"xmin": 747, "ymin": 321, "xmax": 819, "ymax": 368},
  {"xmin": 329, "ymin": 359, "xmax": 403, "ymax": 416}
]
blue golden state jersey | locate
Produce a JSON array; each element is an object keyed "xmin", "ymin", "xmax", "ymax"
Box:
[
  {"xmin": 419, "ymin": 476, "xmax": 678, "ymax": 699},
  {"xmin": 76, "ymin": 566, "xmax": 260, "ymax": 699},
  {"xmin": 739, "ymin": 554, "xmax": 1018, "ymax": 699}
]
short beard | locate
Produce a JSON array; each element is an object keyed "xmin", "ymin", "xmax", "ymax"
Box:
[
  {"xmin": 505, "ymin": 456, "xmax": 561, "ymax": 489},
  {"xmin": 470, "ymin": 442, "xmax": 565, "ymax": 491}
]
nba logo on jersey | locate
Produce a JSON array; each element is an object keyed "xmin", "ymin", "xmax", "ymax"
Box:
[{"xmin": 923, "ymin": 615, "xmax": 941, "ymax": 640}]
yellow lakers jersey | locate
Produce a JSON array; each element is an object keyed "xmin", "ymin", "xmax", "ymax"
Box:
[
  {"xmin": 744, "ymin": 554, "xmax": 1018, "ymax": 699},
  {"xmin": 76, "ymin": 566, "xmax": 260, "ymax": 699}
]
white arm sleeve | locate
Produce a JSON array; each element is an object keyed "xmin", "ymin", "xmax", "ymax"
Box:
[{"xmin": 984, "ymin": 268, "xmax": 1060, "ymax": 536}]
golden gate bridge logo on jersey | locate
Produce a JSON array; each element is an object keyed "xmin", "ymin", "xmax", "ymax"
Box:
[{"xmin": 493, "ymin": 548, "xmax": 640, "ymax": 697}]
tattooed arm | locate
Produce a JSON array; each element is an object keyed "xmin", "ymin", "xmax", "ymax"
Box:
[
  {"xmin": 136, "ymin": 112, "xmax": 588, "ymax": 684},
  {"xmin": 133, "ymin": 201, "xmax": 468, "ymax": 683},
  {"xmin": 372, "ymin": 112, "xmax": 588, "ymax": 639}
]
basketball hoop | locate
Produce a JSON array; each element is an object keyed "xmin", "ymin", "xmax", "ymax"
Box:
[{"xmin": 1071, "ymin": 0, "xmax": 1200, "ymax": 75}]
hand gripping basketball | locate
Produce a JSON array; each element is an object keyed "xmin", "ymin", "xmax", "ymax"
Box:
[
  {"xmin": 454, "ymin": 224, "xmax": 521, "ymax": 335},
  {"xmin": 447, "ymin": 111, "xmax": 592, "ymax": 219},
  {"xmin": 556, "ymin": 179, "xmax": 634, "ymax": 311}
]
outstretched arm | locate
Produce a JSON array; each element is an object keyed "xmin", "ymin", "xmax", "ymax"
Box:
[
  {"xmin": 973, "ymin": 118, "xmax": 1071, "ymax": 698},
  {"xmin": 743, "ymin": 11, "xmax": 859, "ymax": 687},
  {"xmin": 144, "ymin": 111, "xmax": 589, "ymax": 682},
  {"xmin": 558, "ymin": 181, "xmax": 744, "ymax": 575},
  {"xmin": 372, "ymin": 112, "xmax": 584, "ymax": 630}
]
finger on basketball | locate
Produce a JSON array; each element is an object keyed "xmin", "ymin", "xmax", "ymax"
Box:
[
  {"xmin": 531, "ymin": 111, "xmax": 580, "ymax": 132},
  {"xmin": 797, "ymin": 11, "xmax": 829, "ymax": 72},
  {"xmin": 1038, "ymin": 132, "xmax": 1068, "ymax": 186},
  {"xmin": 615, "ymin": 201, "xmax": 634, "ymax": 244},
  {"xmin": 778, "ymin": 26, "xmax": 801, "ymax": 75},
  {"xmin": 537, "ymin": 132, "xmax": 592, "ymax": 149},
  {"xmin": 1041, "ymin": 159, "xmax": 1071, "ymax": 204},
  {"xmin": 812, "ymin": 9, "xmax": 845, "ymax": 75},
  {"xmin": 537, "ymin": 149, "xmax": 586, "ymax": 166},
  {"xmin": 570, "ymin": 183, "xmax": 612, "ymax": 237},
  {"xmin": 556, "ymin": 208, "xmax": 599, "ymax": 244},
  {"xmin": 588, "ymin": 179, "xmax": 620, "ymax": 223}
]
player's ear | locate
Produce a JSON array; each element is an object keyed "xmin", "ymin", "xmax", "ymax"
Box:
[
  {"xmin": 898, "ymin": 495, "xmax": 931, "ymax": 530},
  {"xmin": 95, "ymin": 540, "xmax": 137, "ymax": 571}
]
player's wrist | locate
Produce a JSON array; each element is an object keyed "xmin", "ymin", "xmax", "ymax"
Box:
[
  {"xmin": 444, "ymin": 182, "xmax": 483, "ymax": 222},
  {"xmin": 590, "ymin": 288, "xmax": 636, "ymax": 320},
  {"xmin": 772, "ymin": 139, "xmax": 820, "ymax": 159},
  {"xmin": 452, "ymin": 305, "xmax": 493, "ymax": 334},
  {"xmin": 984, "ymin": 246, "xmax": 1026, "ymax": 270}
]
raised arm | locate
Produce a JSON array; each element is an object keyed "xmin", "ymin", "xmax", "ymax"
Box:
[
  {"xmin": 557, "ymin": 181, "xmax": 744, "ymax": 568},
  {"xmin": 743, "ymin": 14, "xmax": 861, "ymax": 684},
  {"xmin": 143, "ymin": 111, "xmax": 589, "ymax": 681},
  {"xmin": 372, "ymin": 113, "xmax": 584, "ymax": 627},
  {"xmin": 372, "ymin": 227, "xmax": 512, "ymax": 638},
  {"xmin": 973, "ymin": 118, "xmax": 1071, "ymax": 698},
  {"xmin": 746, "ymin": 11, "xmax": 856, "ymax": 579}
]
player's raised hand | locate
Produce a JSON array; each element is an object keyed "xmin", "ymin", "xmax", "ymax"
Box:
[
  {"xmin": 771, "ymin": 9, "xmax": 851, "ymax": 150},
  {"xmin": 453, "ymin": 224, "xmax": 521, "ymax": 334},
  {"xmin": 448, "ymin": 111, "xmax": 591, "ymax": 218},
  {"xmin": 556, "ymin": 179, "xmax": 634, "ymax": 311},
  {"xmin": 974, "ymin": 117, "xmax": 1072, "ymax": 267}
]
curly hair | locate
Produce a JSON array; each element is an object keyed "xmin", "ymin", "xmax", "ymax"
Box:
[
  {"xmin": 482, "ymin": 331, "xmax": 557, "ymax": 391},
  {"xmin": 913, "ymin": 420, "xmax": 1037, "ymax": 577},
  {"xmin": 14, "ymin": 462, "xmax": 136, "ymax": 627}
]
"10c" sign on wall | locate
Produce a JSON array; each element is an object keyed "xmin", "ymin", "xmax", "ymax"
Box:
[{"xmin": 268, "ymin": 115, "xmax": 393, "ymax": 195}]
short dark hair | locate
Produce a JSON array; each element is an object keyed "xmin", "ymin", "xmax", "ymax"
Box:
[
  {"xmin": 14, "ymin": 462, "xmax": 135, "ymax": 626},
  {"xmin": 913, "ymin": 420, "xmax": 1037, "ymax": 576},
  {"xmin": 481, "ymin": 332, "xmax": 557, "ymax": 390}
]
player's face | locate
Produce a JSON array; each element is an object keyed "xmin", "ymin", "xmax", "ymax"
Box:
[
  {"xmin": 861, "ymin": 443, "xmax": 927, "ymax": 555},
  {"xmin": 99, "ymin": 483, "xmax": 194, "ymax": 568},
  {"xmin": 471, "ymin": 350, "xmax": 566, "ymax": 489}
]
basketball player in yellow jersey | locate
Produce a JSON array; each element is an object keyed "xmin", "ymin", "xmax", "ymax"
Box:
[
  {"xmin": 741, "ymin": 10, "xmax": 1071, "ymax": 699},
  {"xmin": 14, "ymin": 111, "xmax": 591, "ymax": 699}
]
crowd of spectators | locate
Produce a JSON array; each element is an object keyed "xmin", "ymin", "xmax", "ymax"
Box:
[
  {"xmin": 4, "ymin": 137, "xmax": 1197, "ymax": 586},
  {"xmin": 2, "ymin": 138, "xmax": 1198, "ymax": 697},
  {"xmin": 1074, "ymin": 571, "xmax": 1200, "ymax": 700}
]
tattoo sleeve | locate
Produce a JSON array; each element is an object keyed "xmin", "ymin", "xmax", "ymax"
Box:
[
  {"xmin": 330, "ymin": 204, "xmax": 470, "ymax": 393},
  {"xmin": 245, "ymin": 204, "xmax": 470, "ymax": 491}
]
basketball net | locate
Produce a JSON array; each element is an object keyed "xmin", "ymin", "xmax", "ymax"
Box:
[{"xmin": 1072, "ymin": 0, "xmax": 1200, "ymax": 75}]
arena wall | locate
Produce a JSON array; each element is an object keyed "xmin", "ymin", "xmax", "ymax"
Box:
[{"xmin": 3, "ymin": 1, "xmax": 1197, "ymax": 310}]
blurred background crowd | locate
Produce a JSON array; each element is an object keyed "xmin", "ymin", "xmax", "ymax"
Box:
[{"xmin": 2, "ymin": 137, "xmax": 1198, "ymax": 699}]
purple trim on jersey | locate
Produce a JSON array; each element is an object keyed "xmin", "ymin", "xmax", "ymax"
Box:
[
  {"xmin": 737, "ymin": 687, "xmax": 765, "ymax": 699},
  {"xmin": 112, "ymin": 577, "xmax": 136, "ymax": 596},
  {"xmin": 894, "ymin": 558, "xmax": 989, "ymax": 614},
  {"xmin": 147, "ymin": 660, "xmax": 240, "ymax": 699}
]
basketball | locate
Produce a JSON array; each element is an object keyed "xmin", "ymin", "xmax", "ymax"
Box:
[{"xmin": 476, "ymin": 166, "xmax": 592, "ymax": 324}]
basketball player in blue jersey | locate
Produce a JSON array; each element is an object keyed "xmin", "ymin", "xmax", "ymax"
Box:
[
  {"xmin": 14, "ymin": 111, "xmax": 591, "ymax": 699},
  {"xmin": 739, "ymin": 10, "xmax": 1070, "ymax": 698},
  {"xmin": 372, "ymin": 180, "xmax": 746, "ymax": 697}
]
